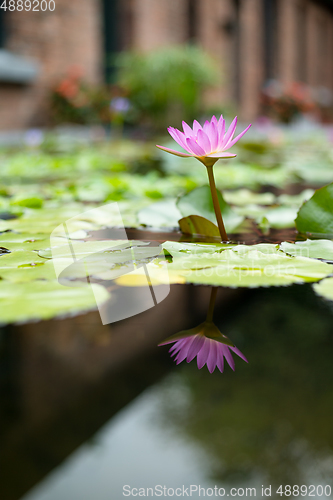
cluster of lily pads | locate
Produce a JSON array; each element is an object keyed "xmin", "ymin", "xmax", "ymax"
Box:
[{"xmin": 0, "ymin": 125, "xmax": 332, "ymax": 326}]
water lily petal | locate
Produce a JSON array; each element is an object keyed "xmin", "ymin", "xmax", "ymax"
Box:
[
  {"xmin": 216, "ymin": 345, "xmax": 225, "ymax": 373},
  {"xmin": 167, "ymin": 127, "xmax": 188, "ymax": 150},
  {"xmin": 221, "ymin": 116, "xmax": 237, "ymax": 149},
  {"xmin": 222, "ymin": 345, "xmax": 235, "ymax": 371},
  {"xmin": 203, "ymin": 120, "xmax": 210, "ymax": 133},
  {"xmin": 182, "ymin": 121, "xmax": 193, "ymax": 138},
  {"xmin": 230, "ymin": 345, "xmax": 249, "ymax": 363},
  {"xmin": 206, "ymin": 152, "xmax": 237, "ymax": 158},
  {"xmin": 175, "ymin": 338, "xmax": 194, "ymax": 364},
  {"xmin": 207, "ymin": 340, "xmax": 218, "ymax": 373},
  {"xmin": 156, "ymin": 145, "xmax": 193, "ymax": 157},
  {"xmin": 169, "ymin": 338, "xmax": 187, "ymax": 354},
  {"xmin": 197, "ymin": 129, "xmax": 212, "ymax": 154},
  {"xmin": 211, "ymin": 115, "xmax": 218, "ymax": 128},
  {"xmin": 217, "ymin": 116, "xmax": 225, "ymax": 146},
  {"xmin": 207, "ymin": 120, "xmax": 219, "ymax": 152},
  {"xmin": 227, "ymin": 124, "xmax": 252, "ymax": 148},
  {"xmin": 186, "ymin": 138, "xmax": 205, "ymax": 156},
  {"xmin": 187, "ymin": 335, "xmax": 205, "ymax": 362},
  {"xmin": 197, "ymin": 338, "xmax": 210, "ymax": 369},
  {"xmin": 193, "ymin": 120, "xmax": 202, "ymax": 135}
]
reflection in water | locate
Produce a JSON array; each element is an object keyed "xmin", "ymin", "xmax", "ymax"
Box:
[
  {"xmin": 155, "ymin": 285, "xmax": 333, "ymax": 488},
  {"xmin": 21, "ymin": 387, "xmax": 214, "ymax": 500},
  {"xmin": 2, "ymin": 284, "xmax": 333, "ymax": 499},
  {"xmin": 159, "ymin": 288, "xmax": 248, "ymax": 373}
]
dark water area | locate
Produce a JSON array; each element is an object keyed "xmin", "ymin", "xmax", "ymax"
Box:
[
  {"xmin": 1, "ymin": 280, "xmax": 333, "ymax": 500},
  {"xmin": 94, "ymin": 225, "xmax": 300, "ymax": 246}
]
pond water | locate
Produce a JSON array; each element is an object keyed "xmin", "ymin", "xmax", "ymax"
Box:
[{"xmin": 1, "ymin": 280, "xmax": 333, "ymax": 500}]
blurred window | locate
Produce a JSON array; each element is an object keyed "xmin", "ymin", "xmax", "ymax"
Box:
[
  {"xmin": 263, "ymin": 0, "xmax": 278, "ymax": 80},
  {"xmin": 317, "ymin": 17, "xmax": 329, "ymax": 86},
  {"xmin": 188, "ymin": 0, "xmax": 198, "ymax": 41},
  {"xmin": 103, "ymin": 0, "xmax": 120, "ymax": 83},
  {"xmin": 103, "ymin": 0, "xmax": 133, "ymax": 83},
  {"xmin": 295, "ymin": 3, "xmax": 307, "ymax": 82},
  {"xmin": 0, "ymin": 10, "xmax": 5, "ymax": 48},
  {"xmin": 234, "ymin": 0, "xmax": 241, "ymax": 102}
]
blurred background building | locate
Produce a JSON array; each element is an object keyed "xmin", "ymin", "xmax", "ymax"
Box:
[{"xmin": 0, "ymin": 0, "xmax": 333, "ymax": 130}]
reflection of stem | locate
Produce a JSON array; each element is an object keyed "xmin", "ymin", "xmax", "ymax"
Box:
[
  {"xmin": 206, "ymin": 166, "xmax": 228, "ymax": 242},
  {"xmin": 206, "ymin": 287, "xmax": 218, "ymax": 323}
]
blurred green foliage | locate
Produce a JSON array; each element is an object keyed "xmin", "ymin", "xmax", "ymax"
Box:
[
  {"xmin": 115, "ymin": 45, "xmax": 218, "ymax": 129},
  {"xmin": 0, "ymin": 128, "xmax": 332, "ymax": 323}
]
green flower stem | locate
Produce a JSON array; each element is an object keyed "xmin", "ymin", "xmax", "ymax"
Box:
[
  {"xmin": 206, "ymin": 287, "xmax": 218, "ymax": 323},
  {"xmin": 206, "ymin": 166, "xmax": 228, "ymax": 241}
]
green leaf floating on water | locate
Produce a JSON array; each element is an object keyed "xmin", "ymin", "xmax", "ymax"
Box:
[
  {"xmin": 259, "ymin": 206, "xmax": 299, "ymax": 229},
  {"xmin": 157, "ymin": 241, "xmax": 333, "ymax": 288},
  {"xmin": 0, "ymin": 250, "xmax": 46, "ymax": 269},
  {"xmin": 295, "ymin": 182, "xmax": 333, "ymax": 236},
  {"xmin": 178, "ymin": 215, "xmax": 221, "ymax": 237},
  {"xmin": 0, "ymin": 281, "xmax": 110, "ymax": 325},
  {"xmin": 10, "ymin": 195, "xmax": 44, "ymax": 209},
  {"xmin": 162, "ymin": 241, "xmax": 236, "ymax": 255},
  {"xmin": 138, "ymin": 199, "xmax": 182, "ymax": 228},
  {"xmin": 223, "ymin": 189, "xmax": 276, "ymax": 206},
  {"xmin": 281, "ymin": 239, "xmax": 333, "ymax": 261},
  {"xmin": 0, "ymin": 260, "xmax": 58, "ymax": 283},
  {"xmin": 38, "ymin": 239, "xmax": 141, "ymax": 259},
  {"xmin": 0, "ymin": 233, "xmax": 69, "ymax": 252},
  {"xmin": 137, "ymin": 186, "xmax": 244, "ymax": 233},
  {"xmin": 177, "ymin": 186, "xmax": 244, "ymax": 233},
  {"xmin": 313, "ymin": 277, "xmax": 333, "ymax": 302}
]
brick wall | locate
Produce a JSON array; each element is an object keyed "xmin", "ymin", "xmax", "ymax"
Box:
[
  {"xmin": 197, "ymin": 0, "xmax": 235, "ymax": 112},
  {"xmin": 132, "ymin": 0, "xmax": 188, "ymax": 51},
  {"xmin": 1, "ymin": 0, "xmax": 333, "ymax": 130},
  {"xmin": 0, "ymin": 0, "xmax": 102, "ymax": 130},
  {"xmin": 238, "ymin": 0, "xmax": 264, "ymax": 121}
]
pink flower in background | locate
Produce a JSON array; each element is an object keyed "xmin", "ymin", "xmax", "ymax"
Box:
[
  {"xmin": 156, "ymin": 115, "xmax": 251, "ymax": 166},
  {"xmin": 159, "ymin": 325, "xmax": 248, "ymax": 374}
]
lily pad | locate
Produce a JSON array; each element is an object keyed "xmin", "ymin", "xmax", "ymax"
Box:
[
  {"xmin": 10, "ymin": 195, "xmax": 44, "ymax": 209},
  {"xmin": 163, "ymin": 241, "xmax": 235, "ymax": 256},
  {"xmin": 58, "ymin": 244, "xmax": 162, "ymax": 282},
  {"xmin": 0, "ymin": 251, "xmax": 46, "ymax": 269},
  {"xmin": 224, "ymin": 189, "xmax": 276, "ymax": 206},
  {"xmin": 178, "ymin": 215, "xmax": 221, "ymax": 237},
  {"xmin": 138, "ymin": 199, "xmax": 182, "ymax": 228},
  {"xmin": 0, "ymin": 260, "xmax": 57, "ymax": 283},
  {"xmin": 260, "ymin": 206, "xmax": 299, "ymax": 229},
  {"xmin": 158, "ymin": 242, "xmax": 333, "ymax": 288},
  {"xmin": 39, "ymin": 239, "xmax": 137, "ymax": 260},
  {"xmin": 0, "ymin": 281, "xmax": 110, "ymax": 325},
  {"xmin": 177, "ymin": 186, "xmax": 244, "ymax": 233},
  {"xmin": 0, "ymin": 233, "xmax": 68, "ymax": 252},
  {"xmin": 280, "ymin": 239, "xmax": 333, "ymax": 261},
  {"xmin": 313, "ymin": 277, "xmax": 333, "ymax": 302},
  {"xmin": 277, "ymin": 189, "xmax": 314, "ymax": 206},
  {"xmin": 295, "ymin": 183, "xmax": 333, "ymax": 235}
]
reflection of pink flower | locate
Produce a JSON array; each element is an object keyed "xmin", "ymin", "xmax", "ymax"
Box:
[
  {"xmin": 159, "ymin": 323, "xmax": 248, "ymax": 373},
  {"xmin": 156, "ymin": 115, "xmax": 251, "ymax": 166}
]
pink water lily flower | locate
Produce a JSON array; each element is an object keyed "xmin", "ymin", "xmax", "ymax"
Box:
[
  {"xmin": 159, "ymin": 321, "xmax": 248, "ymax": 374},
  {"xmin": 156, "ymin": 115, "xmax": 251, "ymax": 167}
]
